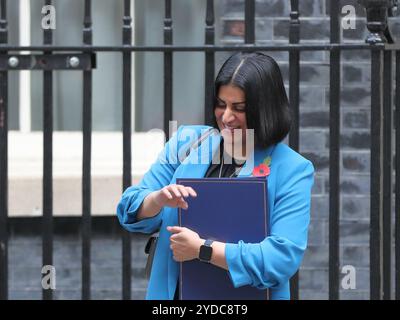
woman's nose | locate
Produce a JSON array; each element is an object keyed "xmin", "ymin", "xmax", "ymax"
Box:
[{"xmin": 222, "ymin": 107, "xmax": 235, "ymax": 123}]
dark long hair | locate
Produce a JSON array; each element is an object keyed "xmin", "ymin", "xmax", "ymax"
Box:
[{"xmin": 212, "ymin": 52, "xmax": 291, "ymax": 149}]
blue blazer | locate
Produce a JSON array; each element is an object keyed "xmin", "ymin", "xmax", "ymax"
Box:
[{"xmin": 117, "ymin": 125, "xmax": 314, "ymax": 300}]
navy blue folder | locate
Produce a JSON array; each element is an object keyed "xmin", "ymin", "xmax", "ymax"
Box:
[{"xmin": 176, "ymin": 177, "xmax": 269, "ymax": 300}]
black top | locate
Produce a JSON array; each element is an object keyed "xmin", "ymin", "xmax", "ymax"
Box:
[{"xmin": 173, "ymin": 139, "xmax": 246, "ymax": 300}]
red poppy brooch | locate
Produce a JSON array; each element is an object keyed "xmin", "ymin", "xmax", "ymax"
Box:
[{"xmin": 252, "ymin": 156, "xmax": 271, "ymax": 177}]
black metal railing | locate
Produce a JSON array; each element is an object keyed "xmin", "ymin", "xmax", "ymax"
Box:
[
  {"xmin": 0, "ymin": 0, "xmax": 399, "ymax": 300},
  {"xmin": 122, "ymin": 0, "xmax": 132, "ymax": 301},
  {"xmin": 0, "ymin": 0, "xmax": 7, "ymax": 302},
  {"xmin": 81, "ymin": 0, "xmax": 93, "ymax": 301},
  {"xmin": 288, "ymin": 0, "xmax": 300, "ymax": 299},
  {"xmin": 328, "ymin": 0, "xmax": 341, "ymax": 301}
]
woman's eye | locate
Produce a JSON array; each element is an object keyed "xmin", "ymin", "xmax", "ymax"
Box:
[{"xmin": 234, "ymin": 106, "xmax": 246, "ymax": 112}]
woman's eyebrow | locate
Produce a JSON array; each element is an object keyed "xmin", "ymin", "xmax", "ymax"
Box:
[{"xmin": 217, "ymin": 97, "xmax": 246, "ymax": 105}]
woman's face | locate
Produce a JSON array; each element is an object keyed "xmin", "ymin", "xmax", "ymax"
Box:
[{"xmin": 214, "ymin": 84, "xmax": 248, "ymax": 147}]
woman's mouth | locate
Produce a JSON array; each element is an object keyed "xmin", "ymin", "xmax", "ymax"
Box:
[{"xmin": 222, "ymin": 124, "xmax": 241, "ymax": 132}]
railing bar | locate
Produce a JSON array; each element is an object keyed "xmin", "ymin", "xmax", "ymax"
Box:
[
  {"xmin": 82, "ymin": 0, "xmax": 92, "ymax": 301},
  {"xmin": 164, "ymin": 0, "xmax": 173, "ymax": 139},
  {"xmin": 288, "ymin": 0, "xmax": 299, "ymax": 300},
  {"xmin": 382, "ymin": 50, "xmax": 393, "ymax": 300},
  {"xmin": 0, "ymin": 0, "xmax": 8, "ymax": 301},
  {"xmin": 0, "ymin": 0, "xmax": 5, "ymax": 20},
  {"xmin": 42, "ymin": 0, "xmax": 53, "ymax": 301},
  {"xmin": 370, "ymin": 49, "xmax": 384, "ymax": 300},
  {"xmin": 395, "ymin": 50, "xmax": 400, "ymax": 300},
  {"xmin": 122, "ymin": 0, "xmax": 132, "ymax": 300},
  {"xmin": 0, "ymin": 44, "xmax": 382, "ymax": 52},
  {"xmin": 204, "ymin": 0, "xmax": 214, "ymax": 126},
  {"xmin": 244, "ymin": 0, "xmax": 255, "ymax": 44},
  {"xmin": 0, "ymin": 65, "xmax": 7, "ymax": 302},
  {"xmin": 328, "ymin": 0, "xmax": 341, "ymax": 301}
]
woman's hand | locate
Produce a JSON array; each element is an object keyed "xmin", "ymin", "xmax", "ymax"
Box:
[
  {"xmin": 167, "ymin": 226, "xmax": 204, "ymax": 262},
  {"xmin": 153, "ymin": 184, "xmax": 197, "ymax": 210}
]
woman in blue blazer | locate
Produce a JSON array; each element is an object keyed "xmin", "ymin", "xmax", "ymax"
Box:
[{"xmin": 117, "ymin": 52, "xmax": 314, "ymax": 300}]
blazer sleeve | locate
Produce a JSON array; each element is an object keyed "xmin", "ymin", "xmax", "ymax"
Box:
[
  {"xmin": 116, "ymin": 126, "xmax": 185, "ymax": 234},
  {"xmin": 224, "ymin": 160, "xmax": 314, "ymax": 289}
]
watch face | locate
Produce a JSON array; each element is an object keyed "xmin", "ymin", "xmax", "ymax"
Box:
[{"xmin": 199, "ymin": 245, "xmax": 213, "ymax": 261}]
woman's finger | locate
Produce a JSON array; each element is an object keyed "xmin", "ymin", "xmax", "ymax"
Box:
[
  {"xmin": 162, "ymin": 188, "xmax": 173, "ymax": 200},
  {"xmin": 170, "ymin": 231, "xmax": 182, "ymax": 240},
  {"xmin": 169, "ymin": 185, "xmax": 182, "ymax": 198},
  {"xmin": 176, "ymin": 185, "xmax": 189, "ymax": 198},
  {"xmin": 178, "ymin": 198, "xmax": 188, "ymax": 209},
  {"xmin": 186, "ymin": 187, "xmax": 197, "ymax": 197}
]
